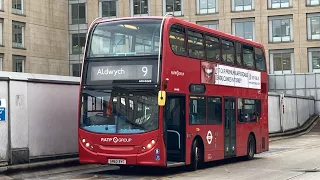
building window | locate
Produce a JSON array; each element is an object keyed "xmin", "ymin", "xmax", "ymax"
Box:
[
  {"xmin": 163, "ymin": 0, "xmax": 183, "ymax": 16},
  {"xmin": 268, "ymin": 15, "xmax": 293, "ymax": 43},
  {"xmin": 232, "ymin": 0, "xmax": 254, "ymax": 11},
  {"xmin": 12, "ymin": 21, "xmax": 25, "ymax": 49},
  {"xmin": 130, "ymin": 0, "xmax": 149, "ymax": 16},
  {"xmin": 71, "ymin": 3, "xmax": 86, "ymax": 24},
  {"xmin": 196, "ymin": 0, "xmax": 218, "ymax": 14},
  {"xmin": 232, "ymin": 18, "xmax": 255, "ymax": 41},
  {"xmin": 12, "ymin": 0, "xmax": 24, "ymax": 15},
  {"xmin": 268, "ymin": 0, "xmax": 291, "ymax": 9},
  {"xmin": 189, "ymin": 96, "xmax": 206, "ymax": 125},
  {"xmin": 308, "ymin": 48, "xmax": 320, "ymax": 73},
  {"xmin": 0, "ymin": 54, "xmax": 3, "ymax": 71},
  {"xmin": 70, "ymin": 63, "xmax": 82, "ymax": 77},
  {"xmin": 307, "ymin": 13, "xmax": 320, "ymax": 40},
  {"xmin": 0, "ymin": 19, "xmax": 2, "ymax": 46},
  {"xmin": 269, "ymin": 49, "xmax": 294, "ymax": 74},
  {"xmin": 99, "ymin": 0, "xmax": 117, "ymax": 18},
  {"xmin": 306, "ymin": 0, "xmax": 320, "ymax": 6},
  {"xmin": 71, "ymin": 33, "xmax": 86, "ymax": 54},
  {"xmin": 196, "ymin": 21, "xmax": 219, "ymax": 30},
  {"xmin": 12, "ymin": 55, "xmax": 25, "ymax": 73}
]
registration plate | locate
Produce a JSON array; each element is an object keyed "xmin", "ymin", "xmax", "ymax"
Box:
[{"xmin": 108, "ymin": 159, "xmax": 126, "ymax": 165}]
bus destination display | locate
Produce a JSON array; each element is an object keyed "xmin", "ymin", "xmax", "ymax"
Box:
[{"xmin": 90, "ymin": 65, "xmax": 153, "ymax": 82}]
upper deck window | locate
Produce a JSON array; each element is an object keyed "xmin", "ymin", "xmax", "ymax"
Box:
[
  {"xmin": 221, "ymin": 39, "xmax": 235, "ymax": 64},
  {"xmin": 255, "ymin": 47, "xmax": 266, "ymax": 71},
  {"xmin": 205, "ymin": 35, "xmax": 220, "ymax": 61},
  {"xmin": 188, "ymin": 30, "xmax": 204, "ymax": 59},
  {"xmin": 169, "ymin": 24, "xmax": 187, "ymax": 56},
  {"xmin": 88, "ymin": 19, "xmax": 161, "ymax": 58}
]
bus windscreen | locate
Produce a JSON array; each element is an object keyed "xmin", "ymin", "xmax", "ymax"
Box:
[
  {"xmin": 80, "ymin": 90, "xmax": 159, "ymax": 134},
  {"xmin": 88, "ymin": 19, "xmax": 161, "ymax": 57}
]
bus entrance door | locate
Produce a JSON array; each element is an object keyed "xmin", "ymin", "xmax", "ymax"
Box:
[
  {"xmin": 224, "ymin": 97, "xmax": 237, "ymax": 158},
  {"xmin": 164, "ymin": 95, "xmax": 186, "ymax": 166}
]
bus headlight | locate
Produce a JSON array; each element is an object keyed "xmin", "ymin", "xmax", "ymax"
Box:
[
  {"xmin": 80, "ymin": 138, "xmax": 94, "ymax": 150},
  {"xmin": 140, "ymin": 138, "xmax": 158, "ymax": 153}
]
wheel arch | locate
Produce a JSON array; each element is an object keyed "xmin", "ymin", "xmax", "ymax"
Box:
[
  {"xmin": 192, "ymin": 135, "xmax": 204, "ymax": 151},
  {"xmin": 190, "ymin": 134, "xmax": 205, "ymax": 161}
]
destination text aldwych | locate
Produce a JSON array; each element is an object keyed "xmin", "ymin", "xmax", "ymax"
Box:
[{"xmin": 97, "ymin": 68, "xmax": 125, "ymax": 76}]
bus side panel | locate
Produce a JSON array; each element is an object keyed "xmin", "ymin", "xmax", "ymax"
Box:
[
  {"xmin": 204, "ymin": 125, "xmax": 225, "ymax": 162},
  {"xmin": 236, "ymin": 123, "xmax": 261, "ymax": 156},
  {"xmin": 161, "ymin": 19, "xmax": 201, "ymax": 166}
]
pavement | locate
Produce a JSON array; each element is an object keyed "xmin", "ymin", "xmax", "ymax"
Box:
[{"xmin": 1, "ymin": 116, "xmax": 320, "ymax": 180}]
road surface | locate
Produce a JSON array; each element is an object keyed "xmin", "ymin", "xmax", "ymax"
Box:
[{"xmin": 3, "ymin": 122, "xmax": 320, "ymax": 180}]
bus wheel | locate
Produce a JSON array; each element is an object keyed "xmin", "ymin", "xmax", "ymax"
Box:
[
  {"xmin": 187, "ymin": 140, "xmax": 203, "ymax": 171},
  {"xmin": 246, "ymin": 134, "xmax": 255, "ymax": 160}
]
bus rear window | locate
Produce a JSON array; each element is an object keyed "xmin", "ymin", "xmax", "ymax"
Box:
[{"xmin": 88, "ymin": 19, "xmax": 161, "ymax": 57}]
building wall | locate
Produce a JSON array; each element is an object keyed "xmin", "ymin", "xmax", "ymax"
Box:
[
  {"xmin": 269, "ymin": 73, "xmax": 320, "ymax": 114},
  {"xmin": 68, "ymin": 0, "xmax": 320, "ymax": 77},
  {"xmin": 0, "ymin": 0, "xmax": 69, "ymax": 75}
]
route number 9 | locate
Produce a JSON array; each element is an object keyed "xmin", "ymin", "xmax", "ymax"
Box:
[{"xmin": 142, "ymin": 66, "xmax": 148, "ymax": 76}]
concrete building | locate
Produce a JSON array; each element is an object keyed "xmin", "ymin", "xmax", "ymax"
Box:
[
  {"xmin": 0, "ymin": 0, "xmax": 69, "ymax": 75},
  {"xmin": 68, "ymin": 0, "xmax": 320, "ymax": 77},
  {"xmin": 1, "ymin": 0, "xmax": 319, "ymax": 76}
]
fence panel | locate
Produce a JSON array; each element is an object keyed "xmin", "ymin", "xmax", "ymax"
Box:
[
  {"xmin": 0, "ymin": 80, "xmax": 9, "ymax": 163},
  {"xmin": 283, "ymin": 97, "xmax": 298, "ymax": 131},
  {"xmin": 268, "ymin": 94, "xmax": 281, "ymax": 133}
]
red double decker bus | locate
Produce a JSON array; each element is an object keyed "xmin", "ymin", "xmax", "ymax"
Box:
[{"xmin": 78, "ymin": 15, "xmax": 268, "ymax": 171}]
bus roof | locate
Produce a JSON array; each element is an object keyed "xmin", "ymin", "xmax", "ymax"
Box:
[{"xmin": 93, "ymin": 16, "xmax": 264, "ymax": 49}]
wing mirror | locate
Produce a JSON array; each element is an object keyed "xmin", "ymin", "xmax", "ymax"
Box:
[{"xmin": 158, "ymin": 90, "xmax": 166, "ymax": 106}]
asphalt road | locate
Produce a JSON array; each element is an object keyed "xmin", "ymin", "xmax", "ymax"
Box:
[{"xmin": 4, "ymin": 122, "xmax": 320, "ymax": 180}]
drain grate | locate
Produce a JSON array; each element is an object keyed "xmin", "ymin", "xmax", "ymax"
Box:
[
  {"xmin": 265, "ymin": 147, "xmax": 291, "ymax": 153},
  {"xmin": 291, "ymin": 168, "xmax": 320, "ymax": 173}
]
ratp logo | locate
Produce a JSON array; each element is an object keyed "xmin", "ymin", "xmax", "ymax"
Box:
[
  {"xmin": 113, "ymin": 137, "xmax": 119, "ymax": 143},
  {"xmin": 101, "ymin": 137, "xmax": 132, "ymax": 143}
]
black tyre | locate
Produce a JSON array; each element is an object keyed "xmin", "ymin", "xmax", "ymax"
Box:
[
  {"xmin": 246, "ymin": 134, "xmax": 255, "ymax": 160},
  {"xmin": 187, "ymin": 140, "xmax": 203, "ymax": 171}
]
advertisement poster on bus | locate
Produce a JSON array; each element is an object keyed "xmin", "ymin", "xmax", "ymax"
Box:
[{"xmin": 201, "ymin": 61, "xmax": 261, "ymax": 89}]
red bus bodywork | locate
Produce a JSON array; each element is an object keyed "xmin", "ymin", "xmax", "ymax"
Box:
[{"xmin": 78, "ymin": 16, "xmax": 269, "ymax": 170}]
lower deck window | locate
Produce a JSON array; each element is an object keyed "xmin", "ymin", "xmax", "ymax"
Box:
[
  {"xmin": 189, "ymin": 96, "xmax": 206, "ymax": 124},
  {"xmin": 238, "ymin": 98, "xmax": 261, "ymax": 123}
]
